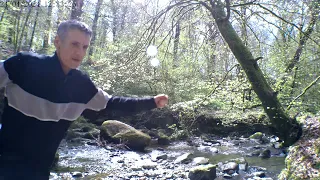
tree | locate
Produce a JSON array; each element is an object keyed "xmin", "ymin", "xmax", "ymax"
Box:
[
  {"xmin": 202, "ymin": 0, "xmax": 302, "ymax": 146},
  {"xmin": 88, "ymin": 0, "xmax": 104, "ymax": 60},
  {"xmin": 70, "ymin": 0, "xmax": 84, "ymax": 20},
  {"xmin": 43, "ymin": 0, "xmax": 55, "ymax": 52}
]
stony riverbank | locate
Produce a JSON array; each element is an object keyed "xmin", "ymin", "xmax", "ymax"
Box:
[{"xmin": 50, "ymin": 132, "xmax": 285, "ymax": 180}]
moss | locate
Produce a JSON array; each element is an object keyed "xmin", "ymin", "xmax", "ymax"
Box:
[
  {"xmin": 188, "ymin": 164, "xmax": 217, "ymax": 180},
  {"xmin": 112, "ymin": 130, "xmax": 151, "ymax": 151},
  {"xmin": 249, "ymin": 132, "xmax": 263, "ymax": 139},
  {"xmin": 158, "ymin": 132, "xmax": 170, "ymax": 145},
  {"xmin": 190, "ymin": 164, "xmax": 216, "ymax": 172}
]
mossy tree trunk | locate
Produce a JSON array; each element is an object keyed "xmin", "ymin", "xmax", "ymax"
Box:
[{"xmin": 202, "ymin": 0, "xmax": 301, "ymax": 146}]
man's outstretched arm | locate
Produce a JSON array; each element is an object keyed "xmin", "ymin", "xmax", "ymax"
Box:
[
  {"xmin": 85, "ymin": 87, "xmax": 168, "ymax": 114},
  {"xmin": 106, "ymin": 94, "xmax": 168, "ymax": 113}
]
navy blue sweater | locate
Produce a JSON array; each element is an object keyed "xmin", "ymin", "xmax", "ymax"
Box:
[{"xmin": 0, "ymin": 51, "xmax": 156, "ymax": 175}]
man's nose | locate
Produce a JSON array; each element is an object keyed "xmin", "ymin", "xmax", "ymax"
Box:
[{"xmin": 75, "ymin": 47, "xmax": 86, "ymax": 57}]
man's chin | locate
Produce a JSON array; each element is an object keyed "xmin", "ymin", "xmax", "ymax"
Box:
[{"xmin": 69, "ymin": 64, "xmax": 80, "ymax": 70}]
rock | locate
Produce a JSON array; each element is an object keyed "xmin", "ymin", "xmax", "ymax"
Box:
[
  {"xmin": 156, "ymin": 154, "xmax": 168, "ymax": 160},
  {"xmin": 252, "ymin": 177, "xmax": 273, "ymax": 180},
  {"xmin": 223, "ymin": 173, "xmax": 233, "ymax": 179},
  {"xmin": 273, "ymin": 142, "xmax": 283, "ymax": 149},
  {"xmin": 135, "ymin": 159, "xmax": 158, "ymax": 170},
  {"xmin": 251, "ymin": 166, "xmax": 267, "ymax": 171},
  {"xmin": 249, "ymin": 132, "xmax": 263, "ymax": 140},
  {"xmin": 158, "ymin": 134, "xmax": 170, "ymax": 145},
  {"xmin": 188, "ymin": 164, "xmax": 216, "ymax": 180},
  {"xmin": 260, "ymin": 136, "xmax": 270, "ymax": 144},
  {"xmin": 174, "ymin": 153, "xmax": 193, "ymax": 164},
  {"xmin": 251, "ymin": 150, "xmax": 261, "ymax": 156},
  {"xmin": 100, "ymin": 120, "xmax": 151, "ymax": 151},
  {"xmin": 197, "ymin": 146, "xmax": 218, "ymax": 153},
  {"xmin": 223, "ymin": 162, "xmax": 239, "ymax": 174},
  {"xmin": 229, "ymin": 157, "xmax": 248, "ymax": 171},
  {"xmin": 72, "ymin": 172, "xmax": 82, "ymax": 178},
  {"xmin": 83, "ymin": 128, "xmax": 100, "ymax": 139},
  {"xmin": 81, "ymin": 125, "xmax": 94, "ymax": 132},
  {"xmin": 192, "ymin": 157, "xmax": 209, "ymax": 165},
  {"xmin": 252, "ymin": 171, "xmax": 266, "ymax": 177},
  {"xmin": 259, "ymin": 149, "xmax": 271, "ymax": 159},
  {"xmin": 131, "ymin": 166, "xmax": 142, "ymax": 171}
]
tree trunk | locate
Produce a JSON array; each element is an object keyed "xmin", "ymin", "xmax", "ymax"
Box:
[
  {"xmin": 277, "ymin": 1, "xmax": 319, "ymax": 93},
  {"xmin": 29, "ymin": 0, "xmax": 41, "ymax": 51},
  {"xmin": 57, "ymin": 0, "xmax": 64, "ymax": 25},
  {"xmin": 208, "ymin": 0, "xmax": 302, "ymax": 146},
  {"xmin": 70, "ymin": 0, "xmax": 84, "ymax": 20},
  {"xmin": 18, "ymin": 7, "xmax": 32, "ymax": 52},
  {"xmin": 43, "ymin": 0, "xmax": 55, "ymax": 52},
  {"xmin": 206, "ymin": 22, "xmax": 217, "ymax": 79},
  {"xmin": 0, "ymin": 5, "xmax": 7, "ymax": 22},
  {"xmin": 111, "ymin": 0, "xmax": 118, "ymax": 42},
  {"xmin": 173, "ymin": 21, "xmax": 180, "ymax": 67},
  {"xmin": 14, "ymin": 6, "xmax": 23, "ymax": 53},
  {"xmin": 240, "ymin": 0, "xmax": 248, "ymax": 46},
  {"xmin": 98, "ymin": 19, "xmax": 108, "ymax": 59},
  {"xmin": 88, "ymin": 0, "xmax": 103, "ymax": 60}
]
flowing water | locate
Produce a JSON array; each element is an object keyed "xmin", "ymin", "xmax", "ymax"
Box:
[{"xmin": 51, "ymin": 135, "xmax": 285, "ymax": 180}]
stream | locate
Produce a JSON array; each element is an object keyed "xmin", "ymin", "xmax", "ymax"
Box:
[{"xmin": 50, "ymin": 134, "xmax": 285, "ymax": 180}]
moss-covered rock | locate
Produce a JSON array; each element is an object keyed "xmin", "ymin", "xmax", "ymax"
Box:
[
  {"xmin": 100, "ymin": 120, "xmax": 151, "ymax": 151},
  {"xmin": 188, "ymin": 164, "xmax": 216, "ymax": 180},
  {"xmin": 249, "ymin": 132, "xmax": 263, "ymax": 140},
  {"xmin": 279, "ymin": 117, "xmax": 320, "ymax": 180}
]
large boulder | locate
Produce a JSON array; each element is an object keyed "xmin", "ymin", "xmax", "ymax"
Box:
[
  {"xmin": 100, "ymin": 120, "xmax": 151, "ymax": 151},
  {"xmin": 188, "ymin": 164, "xmax": 216, "ymax": 180}
]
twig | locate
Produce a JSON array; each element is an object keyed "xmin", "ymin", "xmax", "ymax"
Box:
[{"xmin": 286, "ymin": 74, "xmax": 320, "ymax": 111}]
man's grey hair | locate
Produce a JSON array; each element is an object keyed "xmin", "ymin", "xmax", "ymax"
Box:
[{"xmin": 57, "ymin": 20, "xmax": 92, "ymax": 39}]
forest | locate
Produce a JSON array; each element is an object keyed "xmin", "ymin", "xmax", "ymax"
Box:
[{"xmin": 0, "ymin": 0, "xmax": 319, "ymax": 179}]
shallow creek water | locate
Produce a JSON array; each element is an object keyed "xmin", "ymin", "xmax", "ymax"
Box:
[{"xmin": 50, "ymin": 135, "xmax": 285, "ymax": 180}]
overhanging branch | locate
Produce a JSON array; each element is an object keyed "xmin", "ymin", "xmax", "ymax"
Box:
[{"xmin": 287, "ymin": 74, "xmax": 320, "ymax": 111}]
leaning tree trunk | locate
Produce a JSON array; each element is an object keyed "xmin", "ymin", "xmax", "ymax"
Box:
[{"xmin": 206, "ymin": 0, "xmax": 302, "ymax": 146}]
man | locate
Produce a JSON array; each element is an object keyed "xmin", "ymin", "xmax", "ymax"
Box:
[{"xmin": 0, "ymin": 20, "xmax": 168, "ymax": 179}]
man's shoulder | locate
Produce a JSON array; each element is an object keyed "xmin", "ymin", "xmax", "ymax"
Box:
[
  {"xmin": 17, "ymin": 51, "xmax": 50, "ymax": 61},
  {"xmin": 7, "ymin": 51, "xmax": 50, "ymax": 65}
]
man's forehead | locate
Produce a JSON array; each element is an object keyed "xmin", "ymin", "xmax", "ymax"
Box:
[{"xmin": 65, "ymin": 29, "xmax": 91, "ymax": 43}]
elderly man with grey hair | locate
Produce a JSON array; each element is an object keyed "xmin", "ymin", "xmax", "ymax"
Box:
[{"xmin": 0, "ymin": 20, "xmax": 168, "ymax": 180}]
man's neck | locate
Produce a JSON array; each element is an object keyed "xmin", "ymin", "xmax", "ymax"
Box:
[{"xmin": 55, "ymin": 51, "xmax": 71, "ymax": 75}]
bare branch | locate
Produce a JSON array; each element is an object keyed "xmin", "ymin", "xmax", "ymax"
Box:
[
  {"xmin": 255, "ymin": 3, "xmax": 320, "ymax": 47},
  {"xmin": 287, "ymin": 74, "xmax": 320, "ymax": 111},
  {"xmin": 230, "ymin": 0, "xmax": 257, "ymax": 7},
  {"xmin": 198, "ymin": 0, "xmax": 213, "ymax": 13}
]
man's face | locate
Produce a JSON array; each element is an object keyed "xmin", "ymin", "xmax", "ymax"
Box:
[{"xmin": 54, "ymin": 29, "xmax": 90, "ymax": 73}]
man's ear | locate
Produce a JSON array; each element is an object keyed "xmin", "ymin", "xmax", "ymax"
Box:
[{"xmin": 54, "ymin": 36, "xmax": 60, "ymax": 49}]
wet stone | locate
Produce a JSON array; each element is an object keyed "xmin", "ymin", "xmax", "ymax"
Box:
[{"xmin": 252, "ymin": 171, "xmax": 266, "ymax": 177}]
